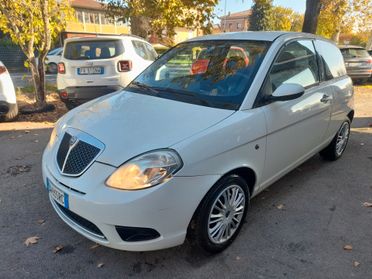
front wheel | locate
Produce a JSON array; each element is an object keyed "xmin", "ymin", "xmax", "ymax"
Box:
[
  {"xmin": 320, "ymin": 120, "xmax": 350, "ymax": 161},
  {"xmin": 188, "ymin": 175, "xmax": 250, "ymax": 253}
]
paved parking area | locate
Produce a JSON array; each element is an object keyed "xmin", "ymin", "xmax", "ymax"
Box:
[{"xmin": 0, "ymin": 90, "xmax": 371, "ymax": 278}]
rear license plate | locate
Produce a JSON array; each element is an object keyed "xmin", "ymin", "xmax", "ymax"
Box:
[
  {"xmin": 77, "ymin": 66, "xmax": 104, "ymax": 75},
  {"xmin": 47, "ymin": 179, "xmax": 69, "ymax": 208},
  {"xmin": 349, "ymin": 62, "xmax": 363, "ymax": 67}
]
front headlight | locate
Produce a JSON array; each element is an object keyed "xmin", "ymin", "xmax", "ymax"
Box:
[{"xmin": 106, "ymin": 149, "xmax": 183, "ymax": 190}]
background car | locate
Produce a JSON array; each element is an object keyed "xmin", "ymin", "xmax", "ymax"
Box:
[
  {"xmin": 339, "ymin": 45, "xmax": 372, "ymax": 83},
  {"xmin": 0, "ymin": 61, "xmax": 18, "ymax": 121},
  {"xmin": 45, "ymin": 47, "xmax": 63, "ymax": 74},
  {"xmin": 57, "ymin": 35, "xmax": 158, "ymax": 109}
]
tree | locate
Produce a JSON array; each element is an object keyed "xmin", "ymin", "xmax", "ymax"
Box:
[
  {"xmin": 0, "ymin": 0, "xmax": 74, "ymax": 110},
  {"xmin": 270, "ymin": 6, "xmax": 303, "ymax": 32},
  {"xmin": 249, "ymin": 0, "xmax": 273, "ymax": 31},
  {"xmin": 104, "ymin": 0, "xmax": 218, "ymax": 44},
  {"xmin": 302, "ymin": 0, "xmax": 322, "ymax": 34}
]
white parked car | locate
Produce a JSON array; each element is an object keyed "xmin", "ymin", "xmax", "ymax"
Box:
[
  {"xmin": 0, "ymin": 61, "xmax": 18, "ymax": 121},
  {"xmin": 57, "ymin": 35, "xmax": 157, "ymax": 109},
  {"xmin": 45, "ymin": 47, "xmax": 63, "ymax": 74},
  {"xmin": 43, "ymin": 32, "xmax": 354, "ymax": 253}
]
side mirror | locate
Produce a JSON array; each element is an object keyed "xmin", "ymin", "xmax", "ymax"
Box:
[{"xmin": 267, "ymin": 83, "xmax": 305, "ymax": 102}]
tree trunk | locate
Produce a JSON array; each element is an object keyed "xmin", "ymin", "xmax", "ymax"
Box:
[
  {"xmin": 302, "ymin": 0, "xmax": 322, "ymax": 34},
  {"xmin": 331, "ymin": 29, "xmax": 341, "ymax": 44},
  {"xmin": 28, "ymin": 56, "xmax": 46, "ymax": 109},
  {"xmin": 130, "ymin": 15, "xmax": 149, "ymax": 39}
]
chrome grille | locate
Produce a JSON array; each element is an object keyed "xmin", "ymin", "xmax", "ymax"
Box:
[{"xmin": 56, "ymin": 131, "xmax": 103, "ymax": 176}]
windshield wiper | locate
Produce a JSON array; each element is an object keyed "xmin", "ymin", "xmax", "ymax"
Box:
[{"xmin": 129, "ymin": 81, "xmax": 160, "ymax": 95}]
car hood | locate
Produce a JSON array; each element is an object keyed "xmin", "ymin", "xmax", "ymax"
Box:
[{"xmin": 60, "ymin": 91, "xmax": 234, "ymax": 167}]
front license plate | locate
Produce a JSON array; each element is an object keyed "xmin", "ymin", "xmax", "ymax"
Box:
[
  {"xmin": 77, "ymin": 66, "xmax": 104, "ymax": 75},
  {"xmin": 47, "ymin": 179, "xmax": 69, "ymax": 208}
]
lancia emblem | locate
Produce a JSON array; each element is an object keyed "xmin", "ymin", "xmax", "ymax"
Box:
[{"xmin": 69, "ymin": 136, "xmax": 78, "ymax": 146}]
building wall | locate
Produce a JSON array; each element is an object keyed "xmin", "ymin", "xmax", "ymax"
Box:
[
  {"xmin": 220, "ymin": 17, "xmax": 249, "ymax": 32},
  {"xmin": 65, "ymin": 7, "xmax": 130, "ymax": 35}
]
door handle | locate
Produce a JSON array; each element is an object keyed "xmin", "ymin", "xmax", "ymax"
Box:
[{"xmin": 320, "ymin": 94, "xmax": 331, "ymax": 103}]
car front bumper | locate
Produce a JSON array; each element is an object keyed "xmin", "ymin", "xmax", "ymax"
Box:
[{"xmin": 42, "ymin": 148, "xmax": 219, "ymax": 251}]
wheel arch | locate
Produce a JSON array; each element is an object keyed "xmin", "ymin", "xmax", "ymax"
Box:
[{"xmin": 347, "ymin": 110, "xmax": 354, "ymax": 122}]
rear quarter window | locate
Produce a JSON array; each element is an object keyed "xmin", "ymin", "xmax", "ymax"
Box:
[
  {"xmin": 64, "ymin": 40, "xmax": 124, "ymax": 60},
  {"xmin": 132, "ymin": 40, "xmax": 157, "ymax": 61},
  {"xmin": 314, "ymin": 40, "xmax": 346, "ymax": 80}
]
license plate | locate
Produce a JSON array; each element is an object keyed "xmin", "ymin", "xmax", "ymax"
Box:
[
  {"xmin": 349, "ymin": 62, "xmax": 363, "ymax": 67},
  {"xmin": 47, "ymin": 179, "xmax": 69, "ymax": 208},
  {"xmin": 77, "ymin": 66, "xmax": 104, "ymax": 75}
]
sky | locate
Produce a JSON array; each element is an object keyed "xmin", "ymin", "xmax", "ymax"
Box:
[{"xmin": 214, "ymin": 0, "xmax": 306, "ymax": 18}]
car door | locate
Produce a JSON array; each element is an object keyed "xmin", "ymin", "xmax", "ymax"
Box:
[{"xmin": 258, "ymin": 39, "xmax": 332, "ymax": 189}]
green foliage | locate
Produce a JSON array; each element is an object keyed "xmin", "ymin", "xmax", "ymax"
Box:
[
  {"xmin": 104, "ymin": 0, "xmax": 218, "ymax": 40},
  {"xmin": 0, "ymin": 0, "xmax": 74, "ymax": 107},
  {"xmin": 271, "ymin": 6, "xmax": 303, "ymax": 32},
  {"xmin": 249, "ymin": 0, "xmax": 273, "ymax": 31},
  {"xmin": 0, "ymin": 0, "xmax": 74, "ymax": 57}
]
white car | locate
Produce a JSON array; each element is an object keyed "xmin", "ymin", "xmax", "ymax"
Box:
[
  {"xmin": 43, "ymin": 32, "xmax": 354, "ymax": 253},
  {"xmin": 57, "ymin": 35, "xmax": 157, "ymax": 109},
  {"xmin": 0, "ymin": 61, "xmax": 18, "ymax": 121},
  {"xmin": 45, "ymin": 47, "xmax": 63, "ymax": 74}
]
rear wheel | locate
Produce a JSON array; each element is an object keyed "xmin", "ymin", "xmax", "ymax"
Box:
[
  {"xmin": 320, "ymin": 120, "xmax": 350, "ymax": 161},
  {"xmin": 188, "ymin": 175, "xmax": 250, "ymax": 253},
  {"xmin": 1, "ymin": 103, "xmax": 18, "ymax": 121},
  {"xmin": 64, "ymin": 101, "xmax": 76, "ymax": 110}
]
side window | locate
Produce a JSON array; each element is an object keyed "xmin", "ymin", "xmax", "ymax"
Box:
[
  {"xmin": 314, "ymin": 40, "xmax": 346, "ymax": 80},
  {"xmin": 266, "ymin": 40, "xmax": 319, "ymax": 94},
  {"xmin": 132, "ymin": 40, "xmax": 157, "ymax": 61}
]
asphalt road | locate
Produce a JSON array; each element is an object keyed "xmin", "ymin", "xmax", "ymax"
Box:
[
  {"xmin": 10, "ymin": 73, "xmax": 56, "ymax": 88},
  {"xmin": 0, "ymin": 99, "xmax": 371, "ymax": 278}
]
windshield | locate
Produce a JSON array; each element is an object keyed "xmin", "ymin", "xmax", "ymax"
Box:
[
  {"xmin": 126, "ymin": 40, "xmax": 270, "ymax": 110},
  {"xmin": 64, "ymin": 40, "xmax": 124, "ymax": 60},
  {"xmin": 341, "ymin": 48, "xmax": 369, "ymax": 58}
]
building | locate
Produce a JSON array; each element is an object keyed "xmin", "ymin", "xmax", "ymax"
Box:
[
  {"xmin": 62, "ymin": 0, "xmax": 130, "ymax": 40},
  {"xmin": 220, "ymin": 10, "xmax": 251, "ymax": 32}
]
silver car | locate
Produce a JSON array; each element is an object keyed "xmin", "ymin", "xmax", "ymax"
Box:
[{"xmin": 339, "ymin": 45, "xmax": 372, "ymax": 82}]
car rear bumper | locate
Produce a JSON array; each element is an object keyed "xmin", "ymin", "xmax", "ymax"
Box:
[
  {"xmin": 346, "ymin": 68, "xmax": 372, "ymax": 79},
  {"xmin": 59, "ymin": 86, "xmax": 123, "ymax": 104}
]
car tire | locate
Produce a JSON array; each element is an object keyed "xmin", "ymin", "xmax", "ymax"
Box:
[
  {"xmin": 320, "ymin": 120, "xmax": 350, "ymax": 161},
  {"xmin": 47, "ymin": 63, "xmax": 57, "ymax": 74},
  {"xmin": 187, "ymin": 174, "xmax": 250, "ymax": 253},
  {"xmin": 1, "ymin": 103, "xmax": 18, "ymax": 122},
  {"xmin": 64, "ymin": 101, "xmax": 76, "ymax": 110}
]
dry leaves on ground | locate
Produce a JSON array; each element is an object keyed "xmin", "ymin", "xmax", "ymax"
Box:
[
  {"xmin": 353, "ymin": 261, "xmax": 360, "ymax": 267},
  {"xmin": 97, "ymin": 263, "xmax": 104, "ymax": 268},
  {"xmin": 90, "ymin": 243, "xmax": 100, "ymax": 249},
  {"xmin": 24, "ymin": 236, "xmax": 40, "ymax": 246},
  {"xmin": 37, "ymin": 219, "xmax": 45, "ymax": 225},
  {"xmin": 362, "ymin": 202, "xmax": 372, "ymax": 207},
  {"xmin": 343, "ymin": 244, "xmax": 353, "ymax": 251},
  {"xmin": 53, "ymin": 245, "xmax": 64, "ymax": 253},
  {"xmin": 276, "ymin": 204, "xmax": 285, "ymax": 210}
]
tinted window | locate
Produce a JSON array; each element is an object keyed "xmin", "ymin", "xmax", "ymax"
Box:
[
  {"xmin": 132, "ymin": 40, "xmax": 157, "ymax": 61},
  {"xmin": 64, "ymin": 40, "xmax": 124, "ymax": 60},
  {"xmin": 314, "ymin": 40, "xmax": 346, "ymax": 80},
  {"xmin": 341, "ymin": 48, "xmax": 369, "ymax": 58},
  {"xmin": 267, "ymin": 40, "xmax": 319, "ymax": 93},
  {"xmin": 127, "ymin": 40, "xmax": 270, "ymax": 110}
]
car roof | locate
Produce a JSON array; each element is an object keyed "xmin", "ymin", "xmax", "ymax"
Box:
[
  {"xmin": 64, "ymin": 35, "xmax": 147, "ymax": 43},
  {"xmin": 186, "ymin": 31, "xmax": 319, "ymax": 42},
  {"xmin": 338, "ymin": 45, "xmax": 366, "ymax": 49}
]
